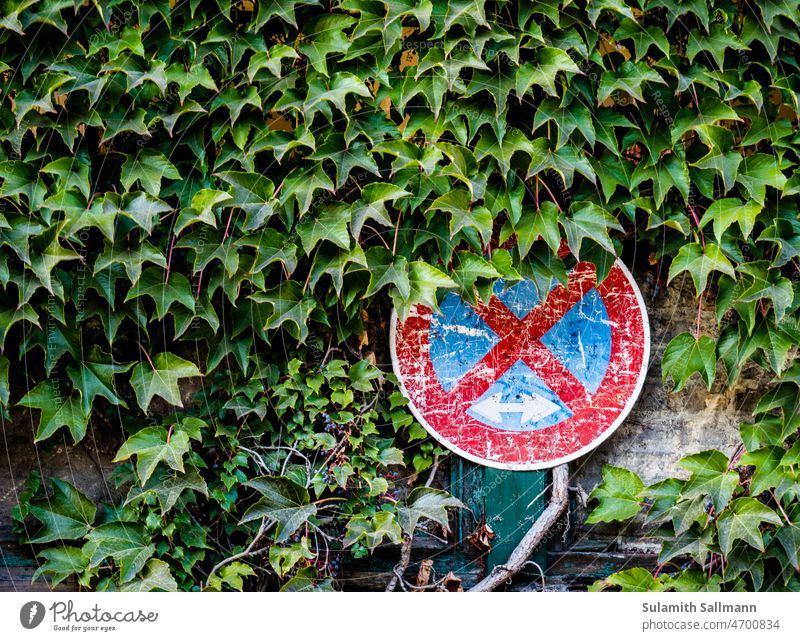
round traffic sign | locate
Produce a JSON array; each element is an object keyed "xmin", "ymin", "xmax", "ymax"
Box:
[{"xmin": 390, "ymin": 260, "xmax": 650, "ymax": 470}]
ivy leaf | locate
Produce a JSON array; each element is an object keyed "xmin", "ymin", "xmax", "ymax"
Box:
[
  {"xmin": 248, "ymin": 44, "xmax": 300, "ymax": 80},
  {"xmin": 735, "ymin": 261, "xmax": 794, "ymax": 322},
  {"xmin": 392, "ymin": 261, "xmax": 458, "ymax": 318},
  {"xmin": 120, "ymin": 149, "xmax": 181, "ymax": 195},
  {"xmin": 679, "ymin": 449, "xmax": 739, "ymax": 513},
  {"xmin": 215, "ymin": 171, "xmax": 276, "ymax": 231},
  {"xmin": 717, "ymin": 498, "xmax": 781, "ymax": 556},
  {"xmin": 343, "ymin": 511, "xmax": 402, "ymax": 551},
  {"xmin": 120, "ymin": 559, "xmax": 177, "ymax": 592},
  {"xmin": 736, "ymin": 154, "xmax": 787, "ymax": 205},
  {"xmin": 428, "ymin": 189, "xmax": 493, "ymax": 245},
  {"xmin": 125, "ymin": 465, "xmax": 209, "ymax": 515},
  {"xmin": 700, "ymin": 198, "xmax": 762, "ymax": 243},
  {"xmin": 775, "ymin": 525, "xmax": 800, "ymax": 572},
  {"xmin": 661, "ymin": 332, "xmax": 717, "ymax": 393},
  {"xmin": 66, "ymin": 346, "xmax": 133, "ymax": 415},
  {"xmin": 561, "ymin": 202, "xmax": 622, "ymax": 258},
  {"xmin": 19, "ymin": 382, "xmax": 89, "ymax": 443},
  {"xmin": 349, "ymin": 182, "xmax": 409, "ymax": 240},
  {"xmin": 124, "ymin": 267, "xmax": 196, "ymax": 320},
  {"xmin": 240, "ymin": 476, "xmax": 317, "ymax": 543},
  {"xmin": 667, "ymin": 242, "xmax": 735, "ymax": 295},
  {"xmin": 397, "ymin": 487, "xmax": 464, "ymax": 534},
  {"xmin": 269, "ymin": 542, "xmax": 315, "ymax": 578},
  {"xmin": 590, "ymin": 568, "xmax": 666, "ymax": 592},
  {"xmin": 515, "ymin": 47, "xmax": 582, "ymax": 98},
  {"xmin": 94, "ymin": 239, "xmax": 167, "ymax": 285},
  {"xmin": 364, "ymin": 246, "xmax": 411, "ymax": 299},
  {"xmin": 597, "ymin": 60, "xmax": 665, "ymax": 104},
  {"xmin": 85, "ymin": 523, "xmax": 156, "ymax": 583},
  {"xmin": 27, "ymin": 479, "xmax": 96, "ymax": 544},
  {"xmin": 297, "ymin": 14, "xmax": 356, "ymax": 76},
  {"xmin": 309, "ymin": 136, "xmax": 379, "ymax": 189},
  {"xmin": 114, "ymin": 426, "xmax": 192, "ymax": 485},
  {"xmin": 165, "ymin": 62, "xmax": 217, "ymax": 103},
  {"xmin": 686, "ymin": 23, "xmax": 748, "ymax": 69},
  {"xmin": 304, "ymin": 71, "xmax": 372, "ymax": 119},
  {"xmin": 586, "ymin": 465, "xmax": 644, "ymax": 523},
  {"xmin": 32, "ymin": 547, "xmax": 90, "ymax": 588},
  {"xmin": 30, "ymin": 237, "xmax": 81, "ymax": 295},
  {"xmin": 474, "ymin": 126, "xmax": 533, "ymax": 176},
  {"xmin": 128, "ymin": 352, "xmax": 202, "ymax": 413},
  {"xmin": 296, "ymin": 203, "xmax": 352, "ymax": 254},
  {"xmin": 251, "ymin": 281, "xmax": 317, "ymax": 343}
]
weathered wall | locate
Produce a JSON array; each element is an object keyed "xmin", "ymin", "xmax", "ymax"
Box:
[{"xmin": 570, "ymin": 267, "xmax": 765, "ymax": 496}]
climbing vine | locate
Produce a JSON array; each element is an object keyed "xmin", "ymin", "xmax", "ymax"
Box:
[{"xmin": 0, "ymin": 0, "xmax": 798, "ymax": 590}]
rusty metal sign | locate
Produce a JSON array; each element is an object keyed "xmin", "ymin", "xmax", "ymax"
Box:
[{"xmin": 390, "ymin": 260, "xmax": 650, "ymax": 470}]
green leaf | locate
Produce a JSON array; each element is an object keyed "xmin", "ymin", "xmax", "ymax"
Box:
[
  {"xmin": 207, "ymin": 561, "xmax": 257, "ymax": 591},
  {"xmin": 428, "ymin": 189, "xmax": 493, "ymax": 245},
  {"xmin": 85, "ymin": 523, "xmax": 156, "ymax": 583},
  {"xmin": 114, "ymin": 426, "xmax": 192, "ymax": 485},
  {"xmin": 297, "ymin": 14, "xmax": 356, "ymax": 76},
  {"xmin": 343, "ymin": 511, "xmax": 402, "ymax": 550},
  {"xmin": 240, "ymin": 476, "xmax": 317, "ymax": 543},
  {"xmin": 66, "ymin": 346, "xmax": 133, "ymax": 415},
  {"xmin": 661, "ymin": 332, "xmax": 717, "ymax": 392},
  {"xmin": 269, "ymin": 542, "xmax": 315, "ymax": 578},
  {"xmin": 120, "ymin": 149, "xmax": 181, "ymax": 195},
  {"xmin": 19, "ymin": 382, "xmax": 89, "ymax": 444},
  {"xmin": 365, "ymin": 246, "xmax": 410, "ymax": 299},
  {"xmin": 120, "ymin": 559, "xmax": 177, "ymax": 592},
  {"xmin": 251, "ymin": 281, "xmax": 317, "ymax": 343},
  {"xmin": 350, "ymin": 183, "xmax": 409, "ymax": 240},
  {"xmin": 216, "ymin": 171, "xmax": 276, "ymax": 231},
  {"xmin": 392, "ymin": 261, "xmax": 457, "ymax": 318},
  {"xmin": 397, "ymin": 487, "xmax": 464, "ymax": 534},
  {"xmin": 700, "ymin": 199, "xmax": 762, "ymax": 243},
  {"xmin": 775, "ymin": 525, "xmax": 800, "ymax": 572},
  {"xmin": 679, "ymin": 449, "xmax": 739, "ymax": 513},
  {"xmin": 735, "ymin": 262, "xmax": 794, "ymax": 322},
  {"xmin": 590, "ymin": 568, "xmax": 666, "ymax": 592},
  {"xmin": 124, "ymin": 267, "xmax": 196, "ymax": 320},
  {"xmin": 717, "ymin": 498, "xmax": 781, "ymax": 556},
  {"xmin": 586, "ymin": 465, "xmax": 644, "ymax": 523},
  {"xmin": 28, "ymin": 479, "xmax": 96, "ymax": 544},
  {"xmin": 128, "ymin": 353, "xmax": 202, "ymax": 413},
  {"xmin": 296, "ymin": 203, "xmax": 352, "ymax": 254},
  {"xmin": 515, "ymin": 47, "xmax": 582, "ymax": 98},
  {"xmin": 597, "ymin": 60, "xmax": 665, "ymax": 104},
  {"xmin": 561, "ymin": 202, "xmax": 623, "ymax": 258},
  {"xmin": 667, "ymin": 242, "xmax": 735, "ymax": 295},
  {"xmin": 736, "ymin": 154, "xmax": 787, "ymax": 205},
  {"xmin": 32, "ymin": 546, "xmax": 90, "ymax": 587}
]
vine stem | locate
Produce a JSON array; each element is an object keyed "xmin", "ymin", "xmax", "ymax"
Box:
[
  {"xmin": 771, "ymin": 490, "xmax": 793, "ymax": 526},
  {"xmin": 136, "ymin": 341, "xmax": 156, "ymax": 371},
  {"xmin": 687, "ymin": 201, "xmax": 705, "ymax": 249},
  {"xmin": 204, "ymin": 518, "xmax": 273, "ymax": 588},
  {"xmin": 385, "ymin": 455, "xmax": 441, "ymax": 592},
  {"xmin": 695, "ymin": 293, "xmax": 703, "ymax": 339},
  {"xmin": 536, "ymin": 176, "xmax": 563, "ymax": 213},
  {"xmin": 469, "ymin": 464, "xmax": 570, "ymax": 592}
]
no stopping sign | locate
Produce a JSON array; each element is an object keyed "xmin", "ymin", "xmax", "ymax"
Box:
[{"xmin": 390, "ymin": 260, "xmax": 650, "ymax": 470}]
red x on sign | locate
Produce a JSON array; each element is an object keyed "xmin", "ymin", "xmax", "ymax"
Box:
[{"xmin": 391, "ymin": 259, "xmax": 650, "ymax": 470}]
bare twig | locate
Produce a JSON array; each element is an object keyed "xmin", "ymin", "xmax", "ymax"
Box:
[
  {"xmin": 204, "ymin": 517, "xmax": 273, "ymax": 587},
  {"xmin": 469, "ymin": 464, "xmax": 569, "ymax": 592},
  {"xmin": 385, "ymin": 455, "xmax": 441, "ymax": 592}
]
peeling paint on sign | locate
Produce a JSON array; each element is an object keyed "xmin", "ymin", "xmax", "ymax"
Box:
[{"xmin": 390, "ymin": 260, "xmax": 650, "ymax": 470}]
